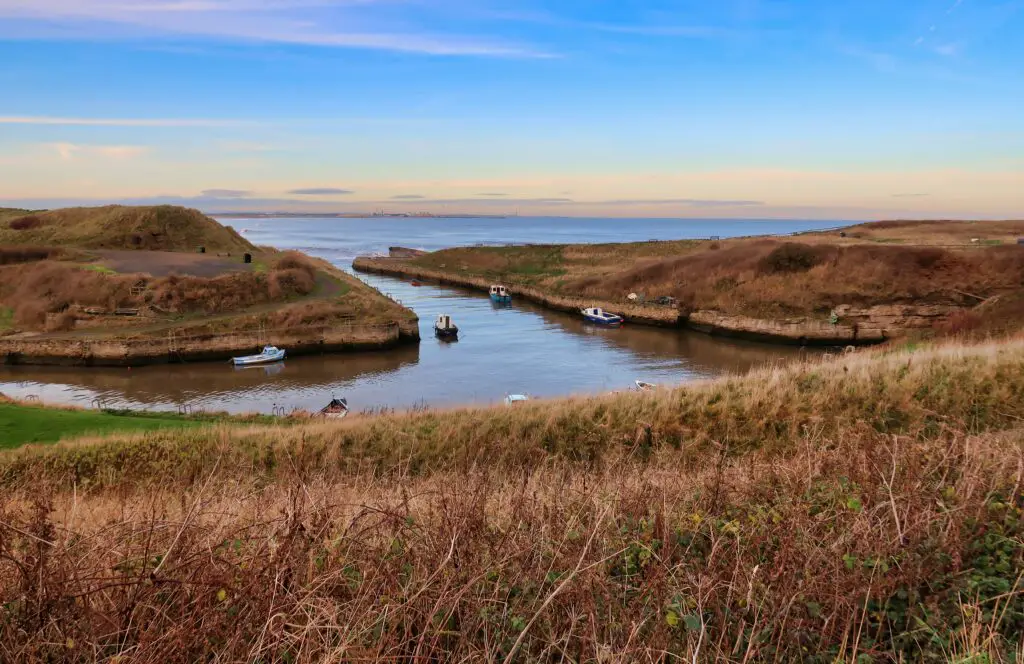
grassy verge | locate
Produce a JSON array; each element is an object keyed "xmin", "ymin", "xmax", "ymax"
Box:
[
  {"xmin": 1, "ymin": 338, "xmax": 1023, "ymax": 660},
  {"xmin": 0, "ymin": 402, "xmax": 202, "ymax": 448}
]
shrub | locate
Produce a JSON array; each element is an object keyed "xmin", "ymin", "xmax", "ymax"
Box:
[
  {"xmin": 0, "ymin": 246, "xmax": 58, "ymax": 265},
  {"xmin": 7, "ymin": 216, "xmax": 43, "ymax": 231},
  {"xmin": 758, "ymin": 243, "xmax": 827, "ymax": 274}
]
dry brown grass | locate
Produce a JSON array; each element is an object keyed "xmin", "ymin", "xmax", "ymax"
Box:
[
  {"xmin": 0, "ymin": 205, "xmax": 255, "ymax": 254},
  {"xmin": 1, "ymin": 338, "xmax": 1023, "ymax": 661},
  {"xmin": 407, "ymin": 232, "xmax": 1024, "ymax": 326},
  {"xmin": 0, "ymin": 246, "xmax": 64, "ymax": 265},
  {"xmin": 0, "ymin": 252, "xmax": 324, "ymax": 332}
]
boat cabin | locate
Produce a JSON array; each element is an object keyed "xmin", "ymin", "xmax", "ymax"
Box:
[
  {"xmin": 583, "ymin": 307, "xmax": 606, "ymax": 317},
  {"xmin": 490, "ymin": 285, "xmax": 510, "ymax": 298},
  {"xmin": 436, "ymin": 314, "xmax": 456, "ymax": 330}
]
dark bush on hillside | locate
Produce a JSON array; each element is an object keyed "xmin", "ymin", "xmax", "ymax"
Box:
[
  {"xmin": 904, "ymin": 247, "xmax": 946, "ymax": 270},
  {"xmin": 8, "ymin": 216, "xmax": 43, "ymax": 231},
  {"xmin": 274, "ymin": 251, "xmax": 316, "ymax": 273},
  {"xmin": 758, "ymin": 243, "xmax": 829, "ymax": 274},
  {"xmin": 0, "ymin": 246, "xmax": 59, "ymax": 265}
]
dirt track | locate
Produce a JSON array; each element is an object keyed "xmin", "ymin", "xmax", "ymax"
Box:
[{"xmin": 94, "ymin": 250, "xmax": 254, "ymax": 277}]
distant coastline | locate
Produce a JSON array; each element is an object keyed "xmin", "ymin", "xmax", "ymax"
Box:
[{"xmin": 213, "ymin": 212, "xmax": 508, "ymax": 219}]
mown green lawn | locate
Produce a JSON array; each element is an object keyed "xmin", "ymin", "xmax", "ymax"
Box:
[{"xmin": 0, "ymin": 403, "xmax": 202, "ymax": 449}]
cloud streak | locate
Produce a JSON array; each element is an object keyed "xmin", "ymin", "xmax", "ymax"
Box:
[
  {"xmin": 0, "ymin": 0, "xmax": 550, "ymax": 57},
  {"xmin": 46, "ymin": 142, "xmax": 148, "ymax": 160},
  {"xmin": 201, "ymin": 189, "xmax": 251, "ymax": 198},
  {"xmin": 0, "ymin": 115, "xmax": 255, "ymax": 127},
  {"xmin": 288, "ymin": 187, "xmax": 353, "ymax": 195}
]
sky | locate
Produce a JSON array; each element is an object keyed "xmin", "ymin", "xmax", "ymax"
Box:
[{"xmin": 0, "ymin": 0, "xmax": 1022, "ymax": 220}]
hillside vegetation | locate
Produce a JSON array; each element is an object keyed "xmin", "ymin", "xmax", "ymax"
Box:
[
  {"xmin": 0, "ymin": 208, "xmax": 34, "ymax": 223},
  {"xmin": 399, "ymin": 220, "xmax": 1024, "ymax": 332},
  {"xmin": 0, "ymin": 205, "xmax": 254, "ymax": 253},
  {"xmin": 1, "ymin": 338, "xmax": 1023, "ymax": 660},
  {"xmin": 0, "ymin": 207, "xmax": 416, "ymax": 345}
]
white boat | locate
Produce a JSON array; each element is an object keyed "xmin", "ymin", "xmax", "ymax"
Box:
[
  {"xmin": 232, "ymin": 345, "xmax": 285, "ymax": 366},
  {"xmin": 505, "ymin": 393, "xmax": 530, "ymax": 406},
  {"xmin": 635, "ymin": 380, "xmax": 657, "ymax": 392},
  {"xmin": 581, "ymin": 307, "xmax": 624, "ymax": 326},
  {"xmin": 435, "ymin": 314, "xmax": 459, "ymax": 340}
]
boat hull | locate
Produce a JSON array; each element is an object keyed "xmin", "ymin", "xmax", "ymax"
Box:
[
  {"xmin": 434, "ymin": 327, "xmax": 459, "ymax": 340},
  {"xmin": 583, "ymin": 314, "xmax": 623, "ymax": 326},
  {"xmin": 489, "ymin": 294, "xmax": 512, "ymax": 304},
  {"xmin": 232, "ymin": 350, "xmax": 286, "ymax": 366}
]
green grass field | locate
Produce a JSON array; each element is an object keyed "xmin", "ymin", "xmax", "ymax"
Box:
[{"xmin": 0, "ymin": 403, "xmax": 202, "ymax": 448}]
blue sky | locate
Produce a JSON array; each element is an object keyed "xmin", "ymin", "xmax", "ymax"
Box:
[{"xmin": 0, "ymin": 0, "xmax": 1022, "ymax": 219}]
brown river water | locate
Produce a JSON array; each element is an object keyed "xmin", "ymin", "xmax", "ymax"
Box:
[{"xmin": 0, "ymin": 216, "xmax": 840, "ymax": 414}]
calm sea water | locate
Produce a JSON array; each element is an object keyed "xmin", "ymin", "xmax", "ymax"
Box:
[{"xmin": 0, "ymin": 217, "xmax": 842, "ymax": 414}]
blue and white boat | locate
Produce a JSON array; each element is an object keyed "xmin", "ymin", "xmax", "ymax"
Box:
[
  {"xmin": 489, "ymin": 284, "xmax": 512, "ymax": 304},
  {"xmin": 232, "ymin": 345, "xmax": 285, "ymax": 366},
  {"xmin": 505, "ymin": 393, "xmax": 531, "ymax": 406},
  {"xmin": 581, "ymin": 307, "xmax": 624, "ymax": 326}
]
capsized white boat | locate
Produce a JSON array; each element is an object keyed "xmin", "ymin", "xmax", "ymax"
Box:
[{"xmin": 232, "ymin": 345, "xmax": 285, "ymax": 366}]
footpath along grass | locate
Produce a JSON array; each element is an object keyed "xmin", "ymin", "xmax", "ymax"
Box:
[
  {"xmin": 2, "ymin": 338, "xmax": 1024, "ymax": 661},
  {"xmin": 0, "ymin": 403, "xmax": 202, "ymax": 448}
]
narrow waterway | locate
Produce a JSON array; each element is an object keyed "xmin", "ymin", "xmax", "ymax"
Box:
[{"xmin": 0, "ymin": 217, "xmax": 839, "ymax": 413}]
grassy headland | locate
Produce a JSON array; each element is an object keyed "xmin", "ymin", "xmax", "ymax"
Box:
[
  {"xmin": 1, "ymin": 338, "xmax": 1023, "ymax": 660},
  {"xmin": 0, "ymin": 206, "xmax": 417, "ymax": 364},
  {"xmin": 355, "ymin": 219, "xmax": 1024, "ymax": 344}
]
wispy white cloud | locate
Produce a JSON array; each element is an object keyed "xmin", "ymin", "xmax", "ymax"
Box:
[
  {"xmin": 0, "ymin": 0, "xmax": 550, "ymax": 57},
  {"xmin": 46, "ymin": 142, "xmax": 148, "ymax": 160},
  {"xmin": 0, "ymin": 115, "xmax": 255, "ymax": 127},
  {"xmin": 947, "ymin": 0, "xmax": 965, "ymax": 14},
  {"xmin": 934, "ymin": 42, "xmax": 961, "ymax": 56}
]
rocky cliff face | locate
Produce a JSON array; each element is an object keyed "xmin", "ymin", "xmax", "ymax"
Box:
[
  {"xmin": 687, "ymin": 311, "xmax": 886, "ymax": 345},
  {"xmin": 832, "ymin": 304, "xmax": 957, "ymax": 334},
  {"xmin": 688, "ymin": 304, "xmax": 959, "ymax": 345}
]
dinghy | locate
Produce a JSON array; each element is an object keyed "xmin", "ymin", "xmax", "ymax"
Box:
[
  {"xmin": 635, "ymin": 380, "xmax": 657, "ymax": 392},
  {"xmin": 232, "ymin": 345, "xmax": 285, "ymax": 366},
  {"xmin": 581, "ymin": 307, "xmax": 624, "ymax": 326},
  {"xmin": 505, "ymin": 393, "xmax": 530, "ymax": 406},
  {"xmin": 435, "ymin": 314, "xmax": 459, "ymax": 340},
  {"xmin": 319, "ymin": 397, "xmax": 349, "ymax": 419}
]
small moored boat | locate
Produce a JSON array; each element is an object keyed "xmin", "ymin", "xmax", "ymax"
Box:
[
  {"xmin": 411, "ymin": 280, "xmax": 422, "ymax": 287},
  {"xmin": 435, "ymin": 314, "xmax": 459, "ymax": 340},
  {"xmin": 232, "ymin": 345, "xmax": 285, "ymax": 366},
  {"xmin": 319, "ymin": 397, "xmax": 349, "ymax": 419},
  {"xmin": 505, "ymin": 393, "xmax": 530, "ymax": 406},
  {"xmin": 635, "ymin": 380, "xmax": 657, "ymax": 392},
  {"xmin": 489, "ymin": 284, "xmax": 512, "ymax": 304},
  {"xmin": 581, "ymin": 307, "xmax": 624, "ymax": 326}
]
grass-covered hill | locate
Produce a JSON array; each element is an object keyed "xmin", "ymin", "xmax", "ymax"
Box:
[{"xmin": 0, "ymin": 205, "xmax": 255, "ymax": 253}]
